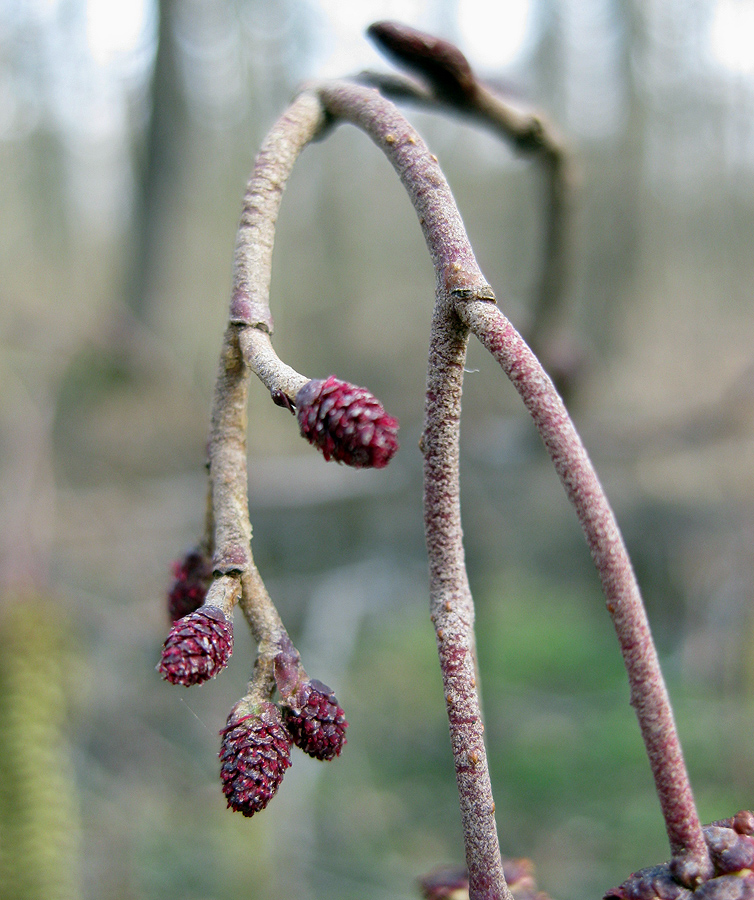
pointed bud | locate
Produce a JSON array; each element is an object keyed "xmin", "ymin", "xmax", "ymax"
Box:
[
  {"xmin": 282, "ymin": 678, "xmax": 347, "ymax": 761},
  {"xmin": 158, "ymin": 607, "xmax": 232, "ymax": 686},
  {"xmin": 296, "ymin": 376, "xmax": 399, "ymax": 468},
  {"xmin": 219, "ymin": 700, "xmax": 292, "ymax": 816}
]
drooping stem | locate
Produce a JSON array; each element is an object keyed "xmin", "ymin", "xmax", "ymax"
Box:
[
  {"xmin": 316, "ymin": 77, "xmax": 711, "ymax": 886},
  {"xmin": 231, "ymin": 90, "xmax": 328, "ymax": 334},
  {"xmin": 318, "ymin": 80, "xmax": 510, "ymax": 900},
  {"xmin": 456, "ymin": 298, "xmax": 713, "ymax": 887},
  {"xmin": 205, "ymin": 90, "xmax": 330, "ymax": 688}
]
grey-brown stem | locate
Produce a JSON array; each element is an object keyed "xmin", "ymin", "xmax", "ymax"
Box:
[
  {"xmin": 231, "ymin": 91, "xmax": 327, "ymax": 334},
  {"xmin": 471, "ymin": 84, "xmax": 572, "ymax": 343},
  {"xmin": 209, "ymin": 326, "xmax": 254, "ymax": 577},
  {"xmin": 208, "ymin": 325, "xmax": 286, "ymax": 634},
  {"xmin": 206, "ymin": 92, "xmax": 333, "ymax": 707},
  {"xmin": 230, "ymin": 88, "xmax": 326, "ymax": 405}
]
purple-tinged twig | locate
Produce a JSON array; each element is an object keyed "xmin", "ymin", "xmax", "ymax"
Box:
[
  {"xmin": 458, "ymin": 300, "xmax": 713, "ymax": 889},
  {"xmin": 315, "ymin": 79, "xmax": 712, "ymax": 889}
]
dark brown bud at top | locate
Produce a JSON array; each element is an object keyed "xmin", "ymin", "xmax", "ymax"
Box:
[
  {"xmin": 158, "ymin": 607, "xmax": 233, "ymax": 686},
  {"xmin": 282, "ymin": 678, "xmax": 348, "ymax": 761},
  {"xmin": 296, "ymin": 376, "xmax": 399, "ymax": 468},
  {"xmin": 167, "ymin": 548, "xmax": 213, "ymax": 622},
  {"xmin": 219, "ymin": 700, "xmax": 292, "ymax": 817},
  {"xmin": 367, "ymin": 21, "xmax": 476, "ymax": 104}
]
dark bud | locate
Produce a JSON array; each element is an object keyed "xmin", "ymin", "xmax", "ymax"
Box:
[
  {"xmin": 296, "ymin": 376, "xmax": 398, "ymax": 468},
  {"xmin": 167, "ymin": 547, "xmax": 213, "ymax": 622},
  {"xmin": 368, "ymin": 21, "xmax": 477, "ymax": 104}
]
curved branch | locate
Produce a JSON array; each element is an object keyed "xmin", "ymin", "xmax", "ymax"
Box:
[
  {"xmin": 315, "ymin": 77, "xmax": 711, "ymax": 888},
  {"xmin": 231, "ymin": 90, "xmax": 329, "ymax": 335},
  {"xmin": 300, "ymin": 80, "xmax": 508, "ymax": 900},
  {"xmin": 205, "ymin": 92, "xmax": 329, "ymax": 694}
]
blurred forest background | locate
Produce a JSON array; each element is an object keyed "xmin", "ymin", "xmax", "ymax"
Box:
[{"xmin": 2, "ymin": 1, "xmax": 754, "ymax": 898}]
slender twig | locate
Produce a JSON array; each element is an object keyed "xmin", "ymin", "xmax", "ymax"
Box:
[
  {"xmin": 204, "ymin": 91, "xmax": 330, "ymax": 701},
  {"xmin": 205, "ymin": 327, "xmax": 293, "ymax": 698},
  {"xmin": 230, "ymin": 91, "xmax": 328, "ymax": 335},
  {"xmin": 457, "ymin": 300, "xmax": 713, "ymax": 887},
  {"xmin": 208, "ymin": 326, "xmax": 253, "ymax": 579},
  {"xmin": 423, "ymin": 296, "xmax": 510, "ymax": 900}
]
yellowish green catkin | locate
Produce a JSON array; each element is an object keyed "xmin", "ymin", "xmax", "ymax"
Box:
[{"xmin": 0, "ymin": 596, "xmax": 81, "ymax": 900}]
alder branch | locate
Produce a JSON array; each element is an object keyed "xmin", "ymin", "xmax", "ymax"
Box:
[
  {"xmin": 203, "ymin": 94, "xmax": 330, "ymax": 698},
  {"xmin": 314, "ymin": 78, "xmax": 712, "ymax": 889},
  {"xmin": 200, "ymin": 49, "xmax": 711, "ymax": 894}
]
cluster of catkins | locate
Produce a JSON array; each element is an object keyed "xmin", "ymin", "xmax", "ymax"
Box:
[
  {"xmin": 157, "ymin": 377, "xmax": 398, "ymax": 816},
  {"xmin": 159, "ymin": 581, "xmax": 348, "ymax": 816}
]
